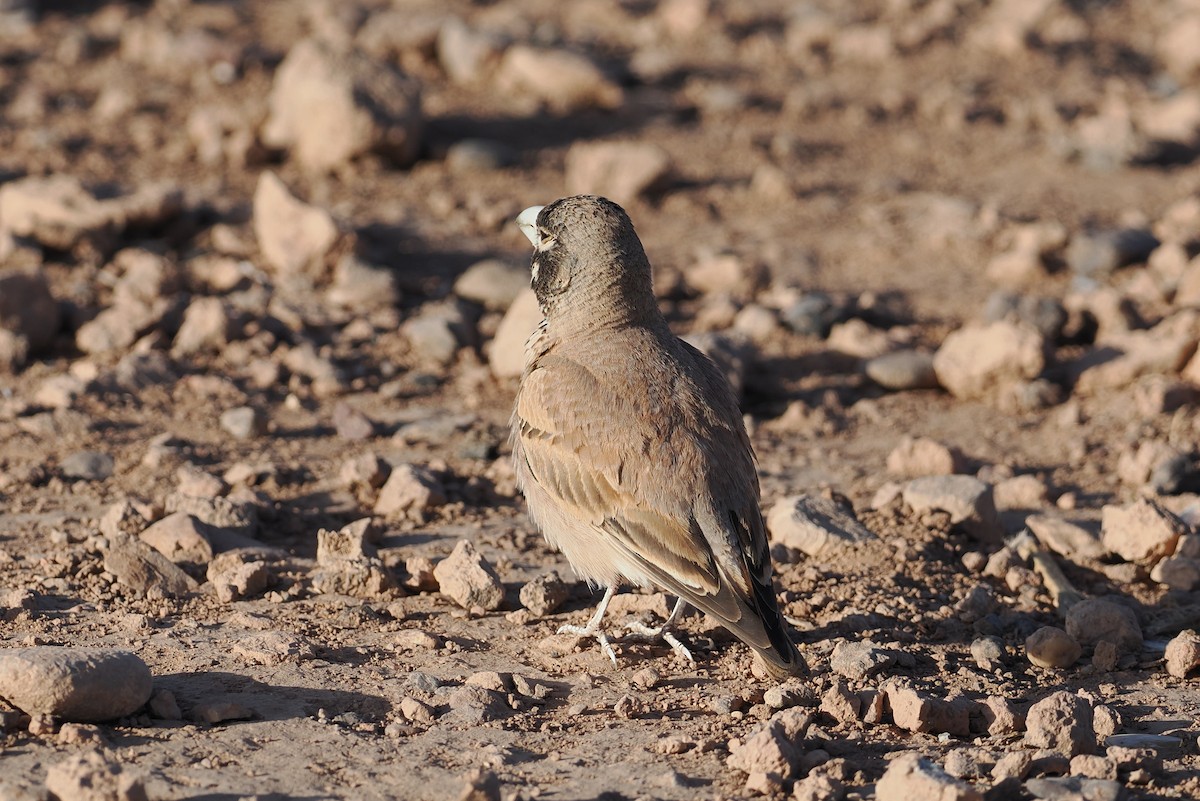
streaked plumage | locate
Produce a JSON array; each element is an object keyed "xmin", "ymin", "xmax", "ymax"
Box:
[{"xmin": 511, "ymin": 195, "xmax": 803, "ymax": 678}]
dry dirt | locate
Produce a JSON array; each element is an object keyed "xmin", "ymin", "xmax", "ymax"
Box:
[{"xmin": 3, "ymin": 1, "xmax": 1200, "ymax": 800}]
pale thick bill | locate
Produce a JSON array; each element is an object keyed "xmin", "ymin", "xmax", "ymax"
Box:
[{"xmin": 517, "ymin": 205, "xmax": 545, "ymax": 246}]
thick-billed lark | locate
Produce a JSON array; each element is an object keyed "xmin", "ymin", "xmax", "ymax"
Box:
[{"xmin": 510, "ymin": 195, "xmax": 804, "ymax": 679}]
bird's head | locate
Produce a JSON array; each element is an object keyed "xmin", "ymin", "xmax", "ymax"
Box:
[{"xmin": 515, "ymin": 195, "xmax": 658, "ymax": 327}]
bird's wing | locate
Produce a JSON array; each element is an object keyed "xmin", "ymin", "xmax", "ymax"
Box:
[{"xmin": 514, "ymin": 352, "xmax": 749, "ymax": 621}]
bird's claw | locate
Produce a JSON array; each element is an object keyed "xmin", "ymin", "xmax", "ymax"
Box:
[
  {"xmin": 558, "ymin": 623, "xmax": 619, "ymax": 665},
  {"xmin": 624, "ymin": 621, "xmax": 695, "ymax": 664}
]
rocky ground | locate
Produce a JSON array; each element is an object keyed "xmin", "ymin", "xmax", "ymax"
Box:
[{"xmin": 3, "ymin": 1, "xmax": 1200, "ymax": 799}]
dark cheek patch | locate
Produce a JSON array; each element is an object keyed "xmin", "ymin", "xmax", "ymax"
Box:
[{"xmin": 532, "ymin": 248, "xmax": 572, "ymax": 303}]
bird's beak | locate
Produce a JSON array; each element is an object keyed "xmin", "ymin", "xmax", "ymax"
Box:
[{"xmin": 517, "ymin": 205, "xmax": 544, "ymax": 247}]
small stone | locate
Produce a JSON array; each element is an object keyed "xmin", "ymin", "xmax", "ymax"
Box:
[
  {"xmin": 172, "ymin": 296, "xmax": 231, "ymax": 356},
  {"xmin": 340, "ymin": 452, "xmax": 390, "ymax": 490},
  {"xmin": 374, "ymin": 463, "xmax": 447, "ymax": 519},
  {"xmin": 327, "ymin": 254, "xmax": 400, "ymax": 310},
  {"xmin": 903, "ymin": 475, "xmax": 1003, "ymax": 542},
  {"xmin": 1150, "ymin": 554, "xmax": 1200, "ymax": 591},
  {"xmin": 1101, "ymin": 498, "xmax": 1187, "ymax": 564},
  {"xmin": 819, "ymin": 681, "xmax": 861, "ymax": 726},
  {"xmin": 139, "ymin": 512, "xmax": 214, "ymax": 570},
  {"xmin": 454, "ymin": 259, "xmax": 528, "ymax": 311},
  {"xmin": 446, "ymin": 685, "xmax": 507, "ymax": 724},
  {"xmin": 488, "ymin": 287, "xmax": 541, "ymax": 379},
  {"xmin": 864, "ymin": 349, "xmax": 940, "ymax": 391},
  {"xmin": 332, "ymin": 402, "xmax": 375, "ymax": 441},
  {"xmin": 262, "ymin": 39, "xmax": 422, "ymax": 172},
  {"xmin": 0, "ymin": 270, "xmax": 59, "ymax": 367},
  {"xmin": 630, "ymin": 667, "xmax": 660, "ymax": 691},
  {"xmin": 994, "ymin": 474, "xmax": 1050, "ymax": 509},
  {"xmin": 886, "ymin": 436, "xmax": 963, "ymax": 477},
  {"xmin": 34, "ymin": 373, "xmax": 86, "ymax": 409},
  {"xmin": 1025, "ymin": 777, "xmax": 1123, "ymax": 801},
  {"xmin": 61, "ymin": 451, "xmax": 114, "ymax": 481},
  {"xmin": 399, "ymin": 696, "xmax": 436, "ymax": 724},
  {"xmin": 766, "ymin": 494, "xmax": 876, "ymax": 558},
  {"xmin": 495, "ymin": 45, "xmax": 623, "ymax": 112},
  {"xmin": 206, "ymin": 550, "xmax": 272, "ymax": 603},
  {"xmin": 1070, "ymin": 754, "xmax": 1117, "ymax": 780},
  {"xmin": 456, "ymin": 768, "xmax": 501, "ymax": 801},
  {"xmin": 565, "ymin": 141, "xmax": 672, "ymax": 206},
  {"xmin": 219, "ymin": 406, "xmax": 267, "ymax": 440},
  {"xmin": 104, "ymin": 537, "xmax": 198, "ymax": 598},
  {"xmin": 445, "ymin": 139, "xmax": 517, "ymax": 173},
  {"xmin": 403, "ymin": 556, "xmax": 438, "ymax": 592},
  {"xmin": 253, "ymin": 171, "xmax": 338, "ymax": 274},
  {"xmin": 883, "ymin": 682, "xmax": 973, "ymax": 736},
  {"xmin": 1164, "ymin": 629, "xmax": 1200, "ymax": 678},
  {"xmin": 56, "ymin": 722, "xmax": 108, "ymax": 746},
  {"xmin": 436, "ymin": 19, "xmax": 501, "ymax": 85},
  {"xmin": 943, "ymin": 747, "xmax": 991, "ymax": 779},
  {"xmin": 312, "ymin": 519, "xmax": 395, "ymax": 598},
  {"xmin": 45, "ymin": 751, "xmax": 148, "ymax": 801},
  {"xmin": 1067, "ymin": 228, "xmax": 1159, "ymax": 277},
  {"xmin": 433, "ymin": 540, "xmax": 504, "ymax": 611},
  {"xmin": 1026, "ymin": 626, "xmax": 1082, "ymax": 669},
  {"xmin": 829, "ymin": 641, "xmax": 895, "ymax": 681},
  {"xmin": 725, "ymin": 718, "xmax": 800, "ymax": 778},
  {"xmin": 519, "ymin": 571, "xmax": 571, "ymax": 616},
  {"xmin": 792, "ymin": 772, "xmax": 846, "ymax": 801},
  {"xmin": 1065, "ymin": 599, "xmax": 1143, "ymax": 653},
  {"xmin": 1026, "ymin": 515, "xmax": 1107, "ymax": 561},
  {"xmin": 827, "ymin": 318, "xmax": 892, "ymax": 359},
  {"xmin": 193, "ymin": 700, "xmax": 254, "ymax": 724},
  {"xmin": 148, "ymin": 689, "xmax": 182, "ymax": 720},
  {"xmin": 932, "ymin": 321, "xmax": 1045, "ymax": 399},
  {"xmin": 401, "ymin": 299, "xmax": 476, "ymax": 367},
  {"xmin": 1025, "ymin": 691, "xmax": 1096, "ymax": 757},
  {"xmin": 991, "ymin": 751, "xmax": 1033, "ymax": 782},
  {"xmin": 971, "ymin": 636, "xmax": 1005, "ymax": 670},
  {"xmin": 0, "ymin": 648, "xmax": 152, "ymax": 721},
  {"xmin": 781, "ymin": 292, "xmax": 846, "ymax": 337},
  {"xmin": 875, "ymin": 753, "xmax": 982, "ymax": 801},
  {"xmin": 1091, "ymin": 640, "xmax": 1119, "ymax": 672}
]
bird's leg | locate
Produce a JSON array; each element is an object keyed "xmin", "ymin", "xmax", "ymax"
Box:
[
  {"xmin": 557, "ymin": 585, "xmax": 618, "ymax": 665},
  {"xmin": 624, "ymin": 597, "xmax": 695, "ymax": 664}
]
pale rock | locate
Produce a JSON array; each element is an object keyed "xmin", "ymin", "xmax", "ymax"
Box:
[
  {"xmin": 220, "ymin": 405, "xmax": 267, "ymax": 440},
  {"xmin": 1164, "ymin": 630, "xmax": 1200, "ymax": 678},
  {"xmin": 327, "ymin": 254, "xmax": 400, "ymax": 310},
  {"xmin": 0, "ymin": 648, "xmax": 152, "ymax": 721},
  {"xmin": 1026, "ymin": 515, "xmax": 1107, "ymax": 561},
  {"xmin": 262, "ymin": 38, "xmax": 422, "ymax": 172},
  {"xmin": 565, "ymin": 141, "xmax": 672, "ymax": 206},
  {"xmin": 433, "ymin": 539, "xmax": 504, "ymax": 611},
  {"xmin": 827, "ymin": 319, "xmax": 892, "ymax": 359},
  {"xmin": 401, "ymin": 299, "xmax": 476, "ymax": 367},
  {"xmin": 519, "ymin": 570, "xmax": 571, "ymax": 616},
  {"xmin": 1065, "ymin": 598, "xmax": 1142, "ymax": 653},
  {"xmin": 1075, "ymin": 310, "xmax": 1200, "ymax": 393},
  {"xmin": 725, "ymin": 718, "xmax": 800, "ymax": 778},
  {"xmin": 1151, "ymin": 554, "xmax": 1200, "ymax": 591},
  {"xmin": 139, "ymin": 512, "xmax": 214, "ymax": 570},
  {"xmin": 864, "ymin": 349, "xmax": 940, "ymax": 391},
  {"xmin": 436, "ymin": 18, "xmax": 501, "ymax": 85},
  {"xmin": 903, "ymin": 475, "xmax": 1003, "ymax": 542},
  {"xmin": 495, "ymin": 45, "xmax": 623, "ymax": 112},
  {"xmin": 1025, "ymin": 691, "xmax": 1096, "ymax": 756},
  {"xmin": 886, "ymin": 436, "xmax": 963, "ymax": 478},
  {"xmin": 829, "ymin": 641, "xmax": 895, "ymax": 680},
  {"xmin": 1025, "ymin": 626, "xmax": 1082, "ymax": 669},
  {"xmin": 875, "ymin": 753, "xmax": 981, "ymax": 801},
  {"xmin": 766, "ymin": 494, "xmax": 876, "ymax": 557},
  {"xmin": 489, "ymin": 287, "xmax": 541, "ymax": 379},
  {"xmin": 994, "ymin": 474, "xmax": 1049, "ymax": 509},
  {"xmin": 685, "ymin": 253, "xmax": 766, "ymax": 297},
  {"xmin": 253, "ymin": 171, "xmax": 338, "ymax": 275},
  {"xmin": 312, "ymin": 519, "xmax": 396, "ymax": 598},
  {"xmin": 103, "ymin": 536, "xmax": 198, "ymax": 598},
  {"xmin": 1100, "ymin": 498, "xmax": 1186, "ymax": 564},
  {"xmin": 374, "ymin": 463, "xmax": 447, "ymax": 519},
  {"xmin": 454, "ymin": 259, "xmax": 528, "ymax": 311},
  {"xmin": 933, "ymin": 321, "xmax": 1045, "ymax": 399},
  {"xmin": 883, "ymin": 682, "xmax": 973, "ymax": 736},
  {"xmin": 45, "ymin": 751, "xmax": 148, "ymax": 801},
  {"xmin": 206, "ymin": 550, "xmax": 272, "ymax": 603}
]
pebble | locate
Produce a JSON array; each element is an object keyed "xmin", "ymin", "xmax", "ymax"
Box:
[
  {"xmin": 565, "ymin": 141, "xmax": 672, "ymax": 206},
  {"xmin": 791, "ymin": 772, "xmax": 846, "ymax": 801},
  {"xmin": 0, "ymin": 647, "xmax": 152, "ymax": 721},
  {"xmin": 148, "ymin": 689, "xmax": 182, "ymax": 720},
  {"xmin": 780, "ymin": 292, "xmax": 845, "ymax": 337},
  {"xmin": 494, "ymin": 45, "xmax": 623, "ymax": 112},
  {"xmin": 983, "ymin": 291, "xmax": 1068, "ymax": 341},
  {"xmin": 1164, "ymin": 629, "xmax": 1200, "ymax": 678},
  {"xmin": 829, "ymin": 640, "xmax": 895, "ymax": 681},
  {"xmin": 327, "ymin": 254, "xmax": 401, "ymax": 310},
  {"xmin": 193, "ymin": 700, "xmax": 254, "ymax": 724},
  {"xmin": 219, "ymin": 406, "xmax": 267, "ymax": 440},
  {"xmin": 61, "ymin": 450, "xmax": 114, "ymax": 481},
  {"xmin": 488, "ymin": 287, "xmax": 541, "ymax": 379},
  {"xmin": 992, "ymin": 751, "xmax": 1033, "ymax": 781},
  {"xmin": 139, "ymin": 512, "xmax": 214, "ymax": 570},
  {"xmin": 1026, "ymin": 515, "xmax": 1107, "ymax": 561},
  {"xmin": 104, "ymin": 536, "xmax": 198, "ymax": 598},
  {"xmin": 312, "ymin": 519, "xmax": 395, "ymax": 598},
  {"xmin": 332, "ymin": 402, "xmax": 375, "ymax": 441},
  {"xmin": 875, "ymin": 753, "xmax": 982, "ymax": 801},
  {"xmin": 1150, "ymin": 553, "xmax": 1200, "ymax": 591},
  {"xmin": 1024, "ymin": 691, "xmax": 1096, "ymax": 757},
  {"xmin": 765, "ymin": 494, "xmax": 876, "ymax": 558},
  {"xmin": 932, "ymin": 321, "xmax": 1046, "ymax": 400},
  {"xmin": 971, "ymin": 636, "xmax": 1005, "ymax": 670},
  {"xmin": 994, "ymin": 474, "xmax": 1050, "ymax": 509},
  {"xmin": 902, "ymin": 475, "xmax": 1004, "ymax": 543},
  {"xmin": 725, "ymin": 718, "xmax": 801, "ymax": 778},
  {"xmin": 456, "ymin": 767, "xmax": 501, "ymax": 801},
  {"xmin": 44, "ymin": 750, "xmax": 149, "ymax": 801},
  {"xmin": 445, "ymin": 139, "xmax": 517, "ymax": 173},
  {"xmin": 1066, "ymin": 228, "xmax": 1159, "ymax": 277},
  {"xmin": 262, "ymin": 39, "xmax": 422, "ymax": 172},
  {"xmin": 1025, "ymin": 626, "xmax": 1082, "ymax": 669},
  {"xmin": 436, "ymin": 18, "xmax": 500, "ymax": 85},
  {"xmin": 252, "ymin": 171, "xmax": 339, "ymax": 275},
  {"xmin": 373, "ymin": 463, "xmax": 447, "ymax": 519},
  {"xmin": 819, "ymin": 681, "xmax": 860, "ymax": 725},
  {"xmin": 1100, "ymin": 498, "xmax": 1187, "ymax": 564},
  {"xmin": 433, "ymin": 539, "xmax": 505, "ymax": 611},
  {"xmin": 518, "ymin": 570, "xmax": 571, "ymax": 616},
  {"xmin": 398, "ymin": 696, "xmax": 436, "ymax": 724},
  {"xmin": 1065, "ymin": 599, "xmax": 1142, "ymax": 653},
  {"xmin": 883, "ymin": 682, "xmax": 973, "ymax": 736},
  {"xmin": 1025, "ymin": 776, "xmax": 1123, "ymax": 801},
  {"xmin": 886, "ymin": 436, "xmax": 963, "ymax": 477},
  {"xmin": 172, "ymin": 296, "xmax": 231, "ymax": 356},
  {"xmin": 401, "ymin": 299, "xmax": 476, "ymax": 367},
  {"xmin": 864, "ymin": 349, "xmax": 940, "ymax": 391},
  {"xmin": 446, "ymin": 685, "xmax": 507, "ymax": 724},
  {"xmin": 0, "ymin": 270, "xmax": 60, "ymax": 368},
  {"xmin": 454, "ymin": 259, "xmax": 529, "ymax": 312},
  {"xmin": 206, "ymin": 550, "xmax": 272, "ymax": 602},
  {"xmin": 340, "ymin": 452, "xmax": 390, "ymax": 490}
]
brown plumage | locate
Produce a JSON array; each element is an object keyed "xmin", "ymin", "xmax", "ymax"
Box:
[{"xmin": 511, "ymin": 195, "xmax": 804, "ymax": 678}]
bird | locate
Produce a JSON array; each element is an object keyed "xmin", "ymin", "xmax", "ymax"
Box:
[{"xmin": 509, "ymin": 194, "xmax": 804, "ymax": 679}]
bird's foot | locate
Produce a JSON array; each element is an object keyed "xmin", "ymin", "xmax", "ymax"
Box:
[
  {"xmin": 557, "ymin": 623, "xmax": 618, "ymax": 666},
  {"xmin": 624, "ymin": 620, "xmax": 695, "ymax": 664}
]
